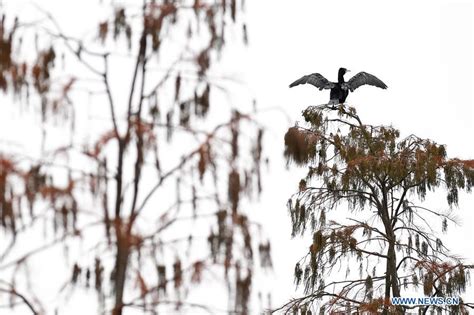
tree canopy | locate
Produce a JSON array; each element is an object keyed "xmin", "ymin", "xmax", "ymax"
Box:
[
  {"xmin": 281, "ymin": 104, "xmax": 474, "ymax": 314},
  {"xmin": 0, "ymin": 1, "xmax": 270, "ymax": 314}
]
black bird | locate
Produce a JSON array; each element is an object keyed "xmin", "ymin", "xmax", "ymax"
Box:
[{"xmin": 289, "ymin": 68, "xmax": 387, "ymax": 104}]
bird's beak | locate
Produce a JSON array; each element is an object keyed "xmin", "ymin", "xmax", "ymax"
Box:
[{"xmin": 346, "ymin": 69, "xmax": 351, "ymax": 72}]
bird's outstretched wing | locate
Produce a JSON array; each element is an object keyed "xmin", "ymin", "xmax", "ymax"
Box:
[
  {"xmin": 289, "ymin": 73, "xmax": 335, "ymax": 90},
  {"xmin": 342, "ymin": 72, "xmax": 387, "ymax": 92}
]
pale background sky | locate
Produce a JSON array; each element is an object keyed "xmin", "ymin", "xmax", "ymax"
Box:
[{"xmin": 1, "ymin": 0, "xmax": 474, "ymax": 314}]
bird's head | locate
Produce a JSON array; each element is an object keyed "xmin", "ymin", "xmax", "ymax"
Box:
[{"xmin": 339, "ymin": 67, "xmax": 350, "ymax": 76}]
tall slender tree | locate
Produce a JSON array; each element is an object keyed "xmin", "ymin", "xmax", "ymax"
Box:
[
  {"xmin": 279, "ymin": 104, "xmax": 474, "ymax": 314},
  {"xmin": 0, "ymin": 1, "xmax": 270, "ymax": 314}
]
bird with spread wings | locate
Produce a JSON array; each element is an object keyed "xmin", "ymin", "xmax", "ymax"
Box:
[{"xmin": 289, "ymin": 68, "xmax": 387, "ymax": 105}]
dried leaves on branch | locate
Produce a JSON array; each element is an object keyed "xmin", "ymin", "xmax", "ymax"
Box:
[
  {"xmin": 0, "ymin": 1, "xmax": 269, "ymax": 315},
  {"xmin": 280, "ymin": 104, "xmax": 474, "ymax": 315}
]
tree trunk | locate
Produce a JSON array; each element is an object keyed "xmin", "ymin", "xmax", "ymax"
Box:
[
  {"xmin": 383, "ymin": 254, "xmax": 392, "ymax": 315},
  {"xmin": 379, "ymin": 186, "xmax": 403, "ymax": 315},
  {"xmin": 112, "ymin": 223, "xmax": 130, "ymax": 315},
  {"xmin": 112, "ymin": 139, "xmax": 129, "ymax": 315}
]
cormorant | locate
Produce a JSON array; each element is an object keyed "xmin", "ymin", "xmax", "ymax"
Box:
[{"xmin": 289, "ymin": 68, "xmax": 387, "ymax": 104}]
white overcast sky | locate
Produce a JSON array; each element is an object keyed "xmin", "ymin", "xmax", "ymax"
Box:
[{"xmin": 1, "ymin": 0, "xmax": 474, "ymax": 314}]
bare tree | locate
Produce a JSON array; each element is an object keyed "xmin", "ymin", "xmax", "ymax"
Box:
[
  {"xmin": 278, "ymin": 104, "xmax": 474, "ymax": 314},
  {"xmin": 0, "ymin": 1, "xmax": 271, "ymax": 314}
]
